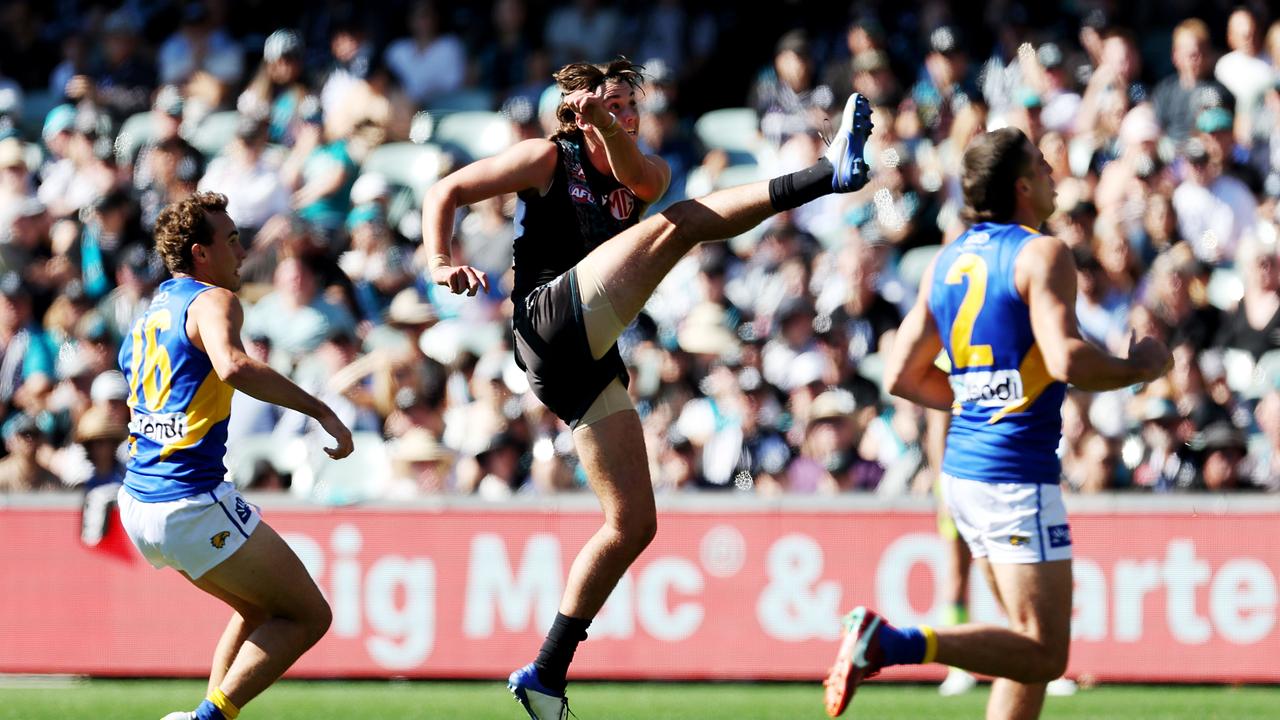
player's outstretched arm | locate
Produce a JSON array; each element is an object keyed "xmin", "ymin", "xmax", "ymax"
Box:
[
  {"xmin": 885, "ymin": 258, "xmax": 955, "ymax": 411},
  {"xmin": 421, "ymin": 138, "xmax": 560, "ymax": 296},
  {"xmin": 1019, "ymin": 235, "xmax": 1172, "ymax": 391},
  {"xmin": 189, "ymin": 287, "xmax": 354, "ymax": 459}
]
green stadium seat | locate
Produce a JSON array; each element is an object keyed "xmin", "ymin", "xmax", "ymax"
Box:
[
  {"xmin": 360, "ymin": 141, "xmax": 446, "ymax": 201},
  {"xmin": 430, "ymin": 111, "xmax": 516, "ymax": 162},
  {"xmin": 694, "ymin": 107, "xmax": 761, "ymax": 164},
  {"xmin": 898, "ymin": 244, "xmax": 943, "ymax": 292},
  {"xmin": 185, "ymin": 111, "xmax": 241, "ymax": 158},
  {"xmin": 115, "ymin": 111, "xmax": 156, "ymax": 165},
  {"xmin": 426, "ymin": 88, "xmax": 495, "ymax": 113}
]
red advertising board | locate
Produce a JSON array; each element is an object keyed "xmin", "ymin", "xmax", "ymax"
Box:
[{"xmin": 1, "ymin": 504, "xmax": 1277, "ymax": 682}]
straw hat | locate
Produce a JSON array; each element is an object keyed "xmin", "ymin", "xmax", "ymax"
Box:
[{"xmin": 76, "ymin": 405, "xmax": 129, "ymax": 444}]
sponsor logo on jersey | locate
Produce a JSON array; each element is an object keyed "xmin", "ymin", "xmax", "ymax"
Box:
[
  {"xmin": 210, "ymin": 531, "xmax": 231, "ymax": 549},
  {"xmin": 608, "ymin": 188, "xmax": 635, "ymax": 220},
  {"xmin": 963, "ymin": 232, "xmax": 990, "ymax": 247},
  {"xmin": 568, "ymin": 183, "xmax": 595, "ymax": 204},
  {"xmin": 129, "ymin": 412, "xmax": 189, "ymax": 444},
  {"xmin": 234, "ymin": 497, "xmax": 253, "ymax": 523},
  {"xmin": 1008, "ymin": 534, "xmax": 1030, "ymax": 547},
  {"xmin": 949, "ymin": 369, "xmax": 1024, "ymax": 407},
  {"xmin": 1048, "ymin": 524, "xmax": 1072, "ymax": 548}
]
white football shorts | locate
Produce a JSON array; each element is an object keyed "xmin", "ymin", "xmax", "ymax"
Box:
[
  {"xmin": 117, "ymin": 481, "xmax": 262, "ymax": 579},
  {"xmin": 939, "ymin": 472, "xmax": 1072, "ymax": 564}
]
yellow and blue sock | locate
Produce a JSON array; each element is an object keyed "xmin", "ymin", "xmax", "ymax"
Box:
[
  {"xmin": 194, "ymin": 688, "xmax": 239, "ymax": 720},
  {"xmin": 878, "ymin": 623, "xmax": 938, "ymax": 666}
]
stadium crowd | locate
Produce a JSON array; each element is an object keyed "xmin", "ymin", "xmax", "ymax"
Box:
[{"xmin": 0, "ymin": 0, "xmax": 1279, "ymax": 502}]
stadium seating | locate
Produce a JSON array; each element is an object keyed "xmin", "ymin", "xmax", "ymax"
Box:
[
  {"xmin": 359, "ymin": 141, "xmax": 446, "ymax": 201},
  {"xmin": 898, "ymin": 244, "xmax": 943, "ymax": 292},
  {"xmin": 185, "ymin": 111, "xmax": 241, "ymax": 158},
  {"xmin": 694, "ymin": 107, "xmax": 761, "ymax": 166},
  {"xmin": 430, "ymin": 111, "xmax": 516, "ymax": 162},
  {"xmin": 114, "ymin": 111, "xmax": 156, "ymax": 165},
  {"xmin": 426, "ymin": 88, "xmax": 495, "ymax": 113}
]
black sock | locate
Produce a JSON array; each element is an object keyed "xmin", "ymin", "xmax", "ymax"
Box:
[
  {"xmin": 534, "ymin": 613, "xmax": 591, "ymax": 694},
  {"xmin": 768, "ymin": 157, "xmax": 835, "ymax": 211}
]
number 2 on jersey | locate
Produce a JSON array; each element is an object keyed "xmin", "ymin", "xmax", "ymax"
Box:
[
  {"xmin": 944, "ymin": 254, "xmax": 994, "ymax": 369},
  {"xmin": 128, "ymin": 309, "xmax": 175, "ymax": 411}
]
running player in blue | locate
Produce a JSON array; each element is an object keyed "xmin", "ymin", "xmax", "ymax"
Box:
[
  {"xmin": 118, "ymin": 192, "xmax": 354, "ymax": 720},
  {"xmin": 823, "ymin": 128, "xmax": 1171, "ymax": 720}
]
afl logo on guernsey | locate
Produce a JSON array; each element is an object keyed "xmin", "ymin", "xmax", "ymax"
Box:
[
  {"xmin": 569, "ymin": 184, "xmax": 595, "ymax": 203},
  {"xmin": 608, "ymin": 188, "xmax": 635, "ymax": 220}
]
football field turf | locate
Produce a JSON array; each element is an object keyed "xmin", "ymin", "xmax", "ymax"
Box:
[{"xmin": 0, "ymin": 679, "xmax": 1275, "ymax": 719}]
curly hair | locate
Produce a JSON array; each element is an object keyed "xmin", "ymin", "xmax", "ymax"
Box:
[
  {"xmin": 961, "ymin": 127, "xmax": 1032, "ymax": 225},
  {"xmin": 154, "ymin": 192, "xmax": 229, "ymax": 274},
  {"xmin": 550, "ymin": 57, "xmax": 646, "ymax": 141}
]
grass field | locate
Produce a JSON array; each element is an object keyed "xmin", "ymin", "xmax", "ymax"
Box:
[{"xmin": 0, "ymin": 679, "xmax": 1275, "ymax": 719}]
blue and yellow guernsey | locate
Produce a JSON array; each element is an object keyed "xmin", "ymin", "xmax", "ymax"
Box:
[
  {"xmin": 928, "ymin": 222, "xmax": 1066, "ymax": 484},
  {"xmin": 119, "ymin": 277, "xmax": 235, "ymax": 501}
]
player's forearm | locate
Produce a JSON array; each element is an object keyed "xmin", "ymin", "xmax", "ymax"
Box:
[
  {"xmin": 421, "ymin": 183, "xmax": 459, "ymax": 268},
  {"xmin": 888, "ymin": 368, "xmax": 954, "ymax": 411},
  {"xmin": 221, "ymin": 356, "xmax": 333, "ymax": 422},
  {"xmin": 600, "ymin": 130, "xmax": 664, "ymax": 202},
  {"xmin": 1054, "ymin": 339, "xmax": 1146, "ymax": 391}
]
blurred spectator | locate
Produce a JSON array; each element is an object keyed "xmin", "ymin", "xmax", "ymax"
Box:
[
  {"xmin": 280, "ymin": 101, "xmax": 361, "ymax": 238},
  {"xmin": 0, "ymin": 412, "xmax": 60, "ymax": 492},
  {"xmin": 1172, "ymin": 136, "xmax": 1256, "ymax": 264},
  {"xmin": 475, "ymin": 0, "xmax": 536, "ymax": 101},
  {"xmin": 92, "ymin": 10, "xmax": 157, "ymax": 121},
  {"xmin": 1215, "ymin": 7, "xmax": 1271, "ymax": 139},
  {"xmin": 1153, "ymin": 19, "xmax": 1228, "ymax": 144},
  {"xmin": 384, "ymin": 0, "xmax": 466, "ymax": 107},
  {"xmin": 240, "ymin": 29, "xmax": 310, "ymax": 145},
  {"xmin": 911, "ymin": 24, "xmax": 978, "ymax": 142},
  {"xmin": 384, "ymin": 427, "xmax": 456, "ymax": 497},
  {"xmin": 1217, "ymin": 224, "xmax": 1280, "ymax": 359},
  {"xmin": 785, "ymin": 388, "xmax": 882, "ymax": 493},
  {"xmin": 198, "ymin": 114, "xmax": 290, "ymax": 235},
  {"xmin": 244, "ymin": 256, "xmax": 356, "ymax": 369},
  {"xmin": 319, "ymin": 19, "xmax": 375, "ymax": 125},
  {"xmin": 157, "ymin": 2, "xmax": 244, "ymax": 89},
  {"xmin": 98, "ymin": 244, "xmax": 162, "ymax": 341},
  {"xmin": 751, "ymin": 30, "xmax": 831, "ymax": 147},
  {"xmin": 543, "ymin": 0, "xmax": 621, "ymax": 68},
  {"xmin": 1250, "ymin": 390, "xmax": 1280, "ymax": 491},
  {"xmin": 0, "ymin": 273, "xmax": 56, "ymax": 406},
  {"xmin": 1191, "ymin": 421, "xmax": 1252, "ymax": 491}
]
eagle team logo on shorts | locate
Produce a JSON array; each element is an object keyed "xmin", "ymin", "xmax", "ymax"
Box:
[
  {"xmin": 210, "ymin": 531, "xmax": 231, "ymax": 549},
  {"xmin": 608, "ymin": 188, "xmax": 635, "ymax": 221},
  {"xmin": 1008, "ymin": 534, "xmax": 1030, "ymax": 547},
  {"xmin": 1048, "ymin": 524, "xmax": 1072, "ymax": 548},
  {"xmin": 234, "ymin": 497, "xmax": 253, "ymax": 523}
]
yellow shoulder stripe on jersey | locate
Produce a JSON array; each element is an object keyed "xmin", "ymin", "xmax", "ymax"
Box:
[
  {"xmin": 988, "ymin": 343, "xmax": 1054, "ymax": 424},
  {"xmin": 159, "ymin": 369, "xmax": 234, "ymax": 460}
]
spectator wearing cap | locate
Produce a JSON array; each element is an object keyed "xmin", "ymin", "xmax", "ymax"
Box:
[
  {"xmin": 384, "ymin": 0, "xmax": 466, "ymax": 107},
  {"xmin": 1216, "ymin": 224, "xmax": 1280, "ymax": 360},
  {"xmin": 1172, "ymin": 134, "xmax": 1257, "ymax": 265},
  {"xmin": 92, "ymin": 10, "xmax": 157, "ymax": 120},
  {"xmin": 0, "ymin": 412, "xmax": 60, "ymax": 493},
  {"xmin": 198, "ymin": 113, "xmax": 290, "ymax": 236},
  {"xmin": 762, "ymin": 297, "xmax": 821, "ymax": 391},
  {"xmin": 911, "ymin": 24, "xmax": 979, "ymax": 142},
  {"xmin": 1095, "ymin": 104, "xmax": 1162, "ymax": 218},
  {"xmin": 39, "ymin": 103, "xmax": 77, "ymax": 168},
  {"xmin": 847, "ymin": 50, "xmax": 900, "ymax": 109},
  {"xmin": 319, "ymin": 19, "xmax": 376, "ymax": 125},
  {"xmin": 35, "ymin": 107, "xmax": 114, "ymax": 220},
  {"xmin": 786, "ymin": 388, "xmax": 882, "ymax": 493},
  {"xmin": 461, "ymin": 429, "xmax": 527, "ymax": 499},
  {"xmin": 137, "ymin": 135, "xmax": 205, "ymax": 231},
  {"xmin": 1191, "ymin": 421, "xmax": 1253, "ymax": 491},
  {"xmin": 156, "ymin": 2, "xmax": 244, "ymax": 88},
  {"xmin": 69, "ymin": 403, "xmax": 128, "ymax": 491},
  {"xmin": 341, "ymin": 203, "xmax": 415, "ymax": 321},
  {"xmin": 822, "ymin": 16, "xmax": 891, "ymax": 110},
  {"xmin": 1196, "ymin": 106, "xmax": 1262, "ymax": 193},
  {"xmin": 1153, "ymin": 19, "xmax": 1230, "ymax": 144},
  {"xmin": 0, "ymin": 273, "xmax": 56, "ymax": 406},
  {"xmin": 751, "ymin": 29, "xmax": 832, "ymax": 147},
  {"xmin": 1032, "ymin": 42, "xmax": 1082, "ymax": 135},
  {"xmin": 240, "ymin": 29, "xmax": 310, "ymax": 146},
  {"xmin": 89, "ymin": 369, "xmax": 131, "ymax": 427},
  {"xmin": 243, "ymin": 255, "xmax": 357, "ymax": 370},
  {"xmin": 1214, "ymin": 8, "xmax": 1272, "ymax": 134}
]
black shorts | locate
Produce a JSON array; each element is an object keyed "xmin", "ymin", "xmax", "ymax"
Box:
[{"xmin": 512, "ymin": 268, "xmax": 628, "ymax": 427}]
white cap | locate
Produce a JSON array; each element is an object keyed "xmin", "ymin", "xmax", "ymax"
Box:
[{"xmin": 350, "ymin": 173, "xmax": 390, "ymax": 205}]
